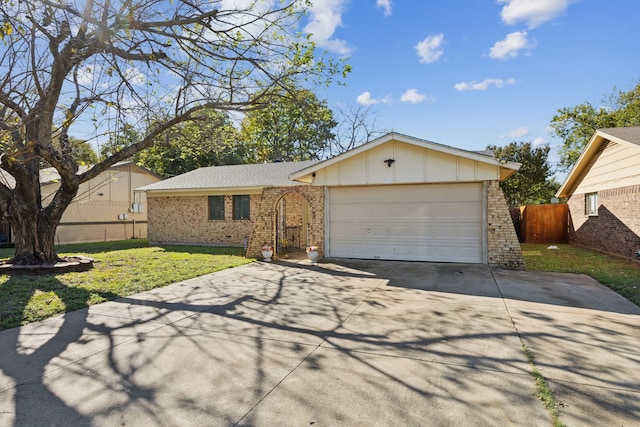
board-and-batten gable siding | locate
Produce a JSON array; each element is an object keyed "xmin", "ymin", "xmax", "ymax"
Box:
[
  {"xmin": 310, "ymin": 140, "xmax": 499, "ymax": 186},
  {"xmin": 574, "ymin": 141, "xmax": 640, "ymax": 194},
  {"xmin": 42, "ymin": 168, "xmax": 160, "ymax": 203},
  {"xmin": 41, "ymin": 169, "xmax": 160, "ymax": 223}
]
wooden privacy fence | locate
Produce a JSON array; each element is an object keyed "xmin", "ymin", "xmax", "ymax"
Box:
[{"xmin": 509, "ymin": 204, "xmax": 568, "ymax": 244}]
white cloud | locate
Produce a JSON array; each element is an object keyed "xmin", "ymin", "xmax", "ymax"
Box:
[
  {"xmin": 207, "ymin": 1, "xmax": 287, "ymax": 40},
  {"xmin": 454, "ymin": 78, "xmax": 516, "ymax": 91},
  {"xmin": 507, "ymin": 127, "xmax": 530, "ymax": 138},
  {"xmin": 400, "ymin": 89, "xmax": 429, "ymax": 104},
  {"xmin": 356, "ymin": 91, "xmax": 391, "ymax": 105},
  {"xmin": 377, "ymin": 0, "xmax": 392, "ymax": 16},
  {"xmin": 357, "ymin": 92, "xmax": 378, "ymax": 105},
  {"xmin": 532, "ymin": 136, "xmax": 548, "ymax": 146},
  {"xmin": 489, "ymin": 31, "xmax": 535, "ymax": 60},
  {"xmin": 497, "ymin": 0, "xmax": 572, "ymax": 28},
  {"xmin": 415, "ymin": 34, "xmax": 444, "ymax": 64},
  {"xmin": 304, "ymin": 0, "xmax": 351, "ymax": 56}
]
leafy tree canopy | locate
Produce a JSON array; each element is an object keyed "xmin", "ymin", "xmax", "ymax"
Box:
[
  {"xmin": 99, "ymin": 124, "xmax": 143, "ymax": 161},
  {"xmin": 487, "ymin": 141, "xmax": 559, "ymax": 207},
  {"xmin": 66, "ymin": 137, "xmax": 99, "ymax": 165},
  {"xmin": 42, "ymin": 137, "xmax": 99, "ymax": 168},
  {"xmin": 550, "ymin": 82, "xmax": 640, "ymax": 171},
  {"xmin": 241, "ymin": 87, "xmax": 337, "ymax": 162},
  {"xmin": 137, "ymin": 109, "xmax": 243, "ymax": 177}
]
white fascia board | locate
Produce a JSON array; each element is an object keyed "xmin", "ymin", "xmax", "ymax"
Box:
[{"xmin": 139, "ymin": 186, "xmax": 265, "ymax": 197}]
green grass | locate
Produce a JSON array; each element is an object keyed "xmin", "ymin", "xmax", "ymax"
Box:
[
  {"xmin": 0, "ymin": 239, "xmax": 254, "ymax": 331},
  {"xmin": 521, "ymin": 344, "xmax": 566, "ymax": 427},
  {"xmin": 522, "ymin": 243, "xmax": 640, "ymax": 307}
]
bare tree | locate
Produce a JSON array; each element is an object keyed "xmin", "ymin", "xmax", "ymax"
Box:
[
  {"xmin": 328, "ymin": 103, "xmax": 384, "ymax": 156},
  {"xmin": 0, "ymin": 0, "xmax": 345, "ymax": 265}
]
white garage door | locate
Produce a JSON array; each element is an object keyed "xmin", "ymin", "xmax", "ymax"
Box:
[{"xmin": 328, "ymin": 183, "xmax": 484, "ymax": 263}]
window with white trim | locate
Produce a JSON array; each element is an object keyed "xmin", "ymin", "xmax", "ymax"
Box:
[{"xmin": 585, "ymin": 192, "xmax": 598, "ymax": 216}]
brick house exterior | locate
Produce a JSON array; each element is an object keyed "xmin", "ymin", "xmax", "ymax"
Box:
[
  {"xmin": 147, "ymin": 194, "xmax": 258, "ymax": 247},
  {"xmin": 566, "ymin": 185, "xmax": 640, "ymax": 258},
  {"xmin": 139, "ymin": 133, "xmax": 524, "ymax": 268},
  {"xmin": 146, "ymin": 186, "xmax": 325, "ymax": 258},
  {"xmin": 557, "ymin": 127, "xmax": 640, "ymax": 260}
]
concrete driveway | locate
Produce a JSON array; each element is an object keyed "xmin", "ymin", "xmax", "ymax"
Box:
[{"xmin": 0, "ymin": 259, "xmax": 638, "ymax": 426}]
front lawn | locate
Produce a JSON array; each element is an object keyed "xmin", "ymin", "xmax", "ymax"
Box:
[
  {"xmin": 0, "ymin": 239, "xmax": 253, "ymax": 331},
  {"xmin": 521, "ymin": 243, "xmax": 640, "ymax": 306}
]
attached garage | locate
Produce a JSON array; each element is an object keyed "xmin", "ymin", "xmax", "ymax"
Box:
[
  {"xmin": 327, "ymin": 183, "xmax": 484, "ymax": 263},
  {"xmin": 290, "ymin": 132, "xmax": 523, "ymax": 267}
]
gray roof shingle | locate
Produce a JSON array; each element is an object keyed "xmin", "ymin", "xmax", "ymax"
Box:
[
  {"xmin": 599, "ymin": 126, "xmax": 640, "ymax": 145},
  {"xmin": 137, "ymin": 161, "xmax": 318, "ymax": 192}
]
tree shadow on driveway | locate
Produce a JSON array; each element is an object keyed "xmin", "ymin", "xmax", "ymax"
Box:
[{"xmin": 1, "ymin": 259, "xmax": 638, "ymax": 426}]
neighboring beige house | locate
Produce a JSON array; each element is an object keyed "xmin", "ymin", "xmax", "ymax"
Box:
[
  {"xmin": 557, "ymin": 126, "xmax": 640, "ymax": 259},
  {"xmin": 138, "ymin": 132, "xmax": 525, "ymax": 268},
  {"xmin": 0, "ymin": 161, "xmax": 161, "ymax": 244}
]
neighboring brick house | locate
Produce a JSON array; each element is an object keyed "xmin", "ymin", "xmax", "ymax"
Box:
[
  {"xmin": 138, "ymin": 132, "xmax": 524, "ymax": 268},
  {"xmin": 557, "ymin": 126, "xmax": 640, "ymax": 259}
]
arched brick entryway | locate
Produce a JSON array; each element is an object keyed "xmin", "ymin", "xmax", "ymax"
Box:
[{"xmin": 246, "ymin": 186, "xmax": 324, "ymax": 259}]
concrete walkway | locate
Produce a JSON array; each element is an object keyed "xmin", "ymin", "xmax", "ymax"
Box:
[{"xmin": 0, "ymin": 260, "xmax": 638, "ymax": 426}]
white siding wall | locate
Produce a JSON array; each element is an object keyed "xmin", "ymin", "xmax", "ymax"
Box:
[
  {"xmin": 574, "ymin": 141, "xmax": 640, "ymax": 194},
  {"xmin": 311, "ymin": 140, "xmax": 500, "ymax": 186}
]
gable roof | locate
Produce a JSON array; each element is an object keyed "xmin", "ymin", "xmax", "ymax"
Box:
[
  {"xmin": 289, "ymin": 132, "xmax": 520, "ymax": 182},
  {"xmin": 556, "ymin": 126, "xmax": 640, "ymax": 198},
  {"xmin": 137, "ymin": 160, "xmax": 318, "ymax": 193}
]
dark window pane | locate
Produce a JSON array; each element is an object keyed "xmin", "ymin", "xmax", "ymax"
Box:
[
  {"xmin": 233, "ymin": 195, "xmax": 250, "ymax": 220},
  {"xmin": 208, "ymin": 196, "xmax": 225, "ymax": 220}
]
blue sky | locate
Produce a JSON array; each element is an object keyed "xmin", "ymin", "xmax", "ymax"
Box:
[{"xmin": 304, "ymin": 0, "xmax": 640, "ymax": 171}]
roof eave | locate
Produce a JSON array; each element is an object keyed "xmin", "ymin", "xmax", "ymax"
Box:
[
  {"xmin": 556, "ymin": 131, "xmax": 609, "ymax": 198},
  {"xmin": 500, "ymin": 164, "xmax": 521, "ymax": 181},
  {"xmin": 137, "ymin": 185, "xmax": 268, "ymax": 195}
]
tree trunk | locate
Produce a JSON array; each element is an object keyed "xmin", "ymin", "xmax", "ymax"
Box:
[
  {"xmin": 6, "ymin": 170, "xmax": 78, "ymax": 266},
  {"xmin": 9, "ymin": 202, "xmax": 61, "ymax": 265}
]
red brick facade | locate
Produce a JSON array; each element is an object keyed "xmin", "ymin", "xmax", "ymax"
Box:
[
  {"xmin": 568, "ymin": 184, "xmax": 640, "ymax": 259},
  {"xmin": 147, "ymin": 195, "xmax": 257, "ymax": 247}
]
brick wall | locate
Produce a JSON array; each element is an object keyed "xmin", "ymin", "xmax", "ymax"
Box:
[
  {"xmin": 487, "ymin": 181, "xmax": 525, "ymax": 269},
  {"xmin": 147, "ymin": 195, "xmax": 257, "ymax": 247},
  {"xmin": 568, "ymin": 184, "xmax": 640, "ymax": 259},
  {"xmin": 148, "ymin": 182, "xmax": 525, "ymax": 269},
  {"xmin": 247, "ymin": 186, "xmax": 324, "ymax": 259}
]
